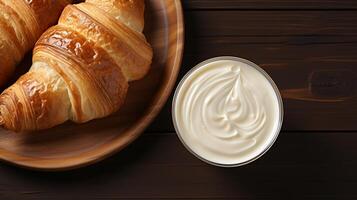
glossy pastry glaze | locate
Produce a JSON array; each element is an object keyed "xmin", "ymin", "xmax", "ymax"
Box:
[
  {"xmin": 0, "ymin": 0, "xmax": 153, "ymax": 131},
  {"xmin": 174, "ymin": 59, "xmax": 282, "ymax": 165},
  {"xmin": 0, "ymin": 0, "xmax": 71, "ymax": 86}
]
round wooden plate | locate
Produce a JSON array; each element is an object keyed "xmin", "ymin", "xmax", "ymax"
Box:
[{"xmin": 0, "ymin": 0, "xmax": 184, "ymax": 171}]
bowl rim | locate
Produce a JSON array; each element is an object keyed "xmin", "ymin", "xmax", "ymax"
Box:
[{"xmin": 172, "ymin": 56, "xmax": 284, "ymax": 167}]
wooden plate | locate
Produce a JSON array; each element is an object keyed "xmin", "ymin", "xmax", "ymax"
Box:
[{"xmin": 0, "ymin": 0, "xmax": 184, "ymax": 171}]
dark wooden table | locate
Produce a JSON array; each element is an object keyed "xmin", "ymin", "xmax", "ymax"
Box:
[{"xmin": 1, "ymin": 0, "xmax": 357, "ymax": 199}]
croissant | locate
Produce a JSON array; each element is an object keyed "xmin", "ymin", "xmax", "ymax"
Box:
[
  {"xmin": 0, "ymin": 0, "xmax": 72, "ymax": 86},
  {"xmin": 0, "ymin": 0, "xmax": 153, "ymax": 132}
]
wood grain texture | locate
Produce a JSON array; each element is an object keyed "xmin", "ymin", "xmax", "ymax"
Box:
[
  {"xmin": 0, "ymin": 132, "xmax": 356, "ymax": 199},
  {"xmin": 148, "ymin": 10, "xmax": 357, "ymax": 132},
  {"xmin": 185, "ymin": 11, "xmax": 357, "ymax": 36},
  {"xmin": 183, "ymin": 0, "xmax": 357, "ymax": 10},
  {"xmin": 0, "ymin": 0, "xmax": 184, "ymax": 171},
  {"xmin": 0, "ymin": 1, "xmax": 356, "ymax": 199}
]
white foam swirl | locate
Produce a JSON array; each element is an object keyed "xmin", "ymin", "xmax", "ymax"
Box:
[{"xmin": 174, "ymin": 59, "xmax": 280, "ymax": 165}]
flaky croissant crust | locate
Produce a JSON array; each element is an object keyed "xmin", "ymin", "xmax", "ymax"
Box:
[
  {"xmin": 0, "ymin": 0, "xmax": 153, "ymax": 132},
  {"xmin": 0, "ymin": 0, "xmax": 71, "ymax": 86}
]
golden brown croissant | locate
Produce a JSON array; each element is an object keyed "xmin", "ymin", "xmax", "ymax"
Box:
[
  {"xmin": 0, "ymin": 0, "xmax": 72, "ymax": 86},
  {"xmin": 0, "ymin": 0, "xmax": 153, "ymax": 132}
]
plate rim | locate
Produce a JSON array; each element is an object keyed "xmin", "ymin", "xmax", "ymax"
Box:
[{"xmin": 0, "ymin": 0, "xmax": 185, "ymax": 171}]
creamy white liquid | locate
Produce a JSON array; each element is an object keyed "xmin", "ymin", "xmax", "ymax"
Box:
[{"xmin": 173, "ymin": 58, "xmax": 282, "ymax": 165}]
